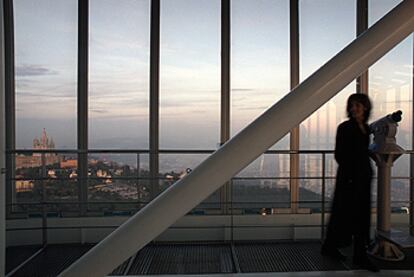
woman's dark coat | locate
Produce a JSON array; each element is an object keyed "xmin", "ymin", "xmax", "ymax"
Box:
[{"xmin": 325, "ymin": 119, "xmax": 373, "ymax": 247}]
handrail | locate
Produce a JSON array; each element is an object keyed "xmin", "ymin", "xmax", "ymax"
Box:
[
  {"xmin": 8, "ymin": 149, "xmax": 339, "ymax": 154},
  {"xmin": 7, "ymin": 148, "xmax": 414, "ymax": 156},
  {"xmin": 60, "ymin": 2, "xmax": 414, "ymax": 276},
  {"xmin": 8, "ymin": 150, "xmax": 413, "ymax": 241}
]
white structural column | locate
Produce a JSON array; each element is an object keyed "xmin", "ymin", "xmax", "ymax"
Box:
[
  {"xmin": 0, "ymin": 0, "xmax": 5, "ymax": 274},
  {"xmin": 60, "ymin": 1, "xmax": 414, "ymax": 276}
]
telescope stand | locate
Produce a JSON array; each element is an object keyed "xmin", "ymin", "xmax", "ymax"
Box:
[{"xmin": 367, "ymin": 160, "xmax": 405, "ymax": 261}]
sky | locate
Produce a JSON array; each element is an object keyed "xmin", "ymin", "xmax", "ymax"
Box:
[{"xmin": 13, "ymin": 0, "xmax": 412, "ymax": 152}]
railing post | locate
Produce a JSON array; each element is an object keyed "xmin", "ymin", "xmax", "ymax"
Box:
[
  {"xmin": 410, "ymin": 152, "xmax": 414, "ymax": 236},
  {"xmin": 41, "ymin": 153, "xmax": 47, "ymax": 246},
  {"xmin": 321, "ymin": 153, "xmax": 326, "ymax": 240},
  {"xmin": 230, "ymin": 179, "xmax": 234, "ymax": 242},
  {"xmin": 136, "ymin": 153, "xmax": 140, "ymax": 210}
]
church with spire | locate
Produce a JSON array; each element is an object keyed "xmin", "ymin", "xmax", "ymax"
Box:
[
  {"xmin": 32, "ymin": 128, "xmax": 56, "ymax": 150},
  {"xmin": 15, "ymin": 128, "xmax": 60, "ymax": 169}
]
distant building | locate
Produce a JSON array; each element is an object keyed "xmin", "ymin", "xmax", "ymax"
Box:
[
  {"xmin": 33, "ymin": 128, "xmax": 55, "ymax": 150},
  {"xmin": 48, "ymin": 169, "xmax": 57, "ymax": 178},
  {"xmin": 15, "ymin": 178, "xmax": 34, "ymax": 192},
  {"xmin": 60, "ymin": 159, "xmax": 78, "ymax": 169},
  {"xmin": 69, "ymin": 171, "xmax": 78, "ymax": 179},
  {"xmin": 97, "ymin": 169, "xmax": 111, "ymax": 178},
  {"xmin": 16, "ymin": 128, "xmax": 61, "ymax": 169}
]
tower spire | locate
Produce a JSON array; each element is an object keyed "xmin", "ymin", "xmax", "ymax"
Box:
[{"xmin": 41, "ymin": 128, "xmax": 48, "ymax": 148}]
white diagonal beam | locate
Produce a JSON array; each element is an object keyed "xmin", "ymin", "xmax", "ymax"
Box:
[{"xmin": 60, "ymin": 1, "xmax": 414, "ymax": 276}]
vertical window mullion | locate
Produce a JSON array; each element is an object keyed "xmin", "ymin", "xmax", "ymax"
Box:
[
  {"xmin": 357, "ymin": 0, "xmax": 368, "ymax": 94},
  {"xmin": 410, "ymin": 33, "xmax": 414, "ymax": 236},
  {"xmin": 78, "ymin": 0, "xmax": 89, "ymax": 214},
  {"xmin": 221, "ymin": 0, "xmax": 231, "ymax": 214},
  {"xmin": 4, "ymin": 0, "xmax": 15, "ymax": 217},
  {"xmin": 290, "ymin": 0, "xmax": 299, "ymax": 213},
  {"xmin": 150, "ymin": 0, "xmax": 160, "ymax": 199},
  {"xmin": 1, "ymin": 1, "xmax": 9, "ymax": 275}
]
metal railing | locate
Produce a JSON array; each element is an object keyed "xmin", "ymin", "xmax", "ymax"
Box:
[{"xmin": 5, "ymin": 148, "xmax": 414, "ymax": 245}]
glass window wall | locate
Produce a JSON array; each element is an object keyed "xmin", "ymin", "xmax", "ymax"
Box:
[{"xmin": 299, "ymin": 0, "xmax": 356, "ymax": 209}]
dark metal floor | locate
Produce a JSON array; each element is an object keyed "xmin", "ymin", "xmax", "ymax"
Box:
[{"xmin": 6, "ymin": 241, "xmax": 414, "ymax": 276}]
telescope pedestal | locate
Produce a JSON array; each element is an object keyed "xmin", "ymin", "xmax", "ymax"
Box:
[
  {"xmin": 368, "ymin": 231, "xmax": 405, "ymax": 261},
  {"xmin": 367, "ymin": 156, "xmax": 405, "ymax": 261}
]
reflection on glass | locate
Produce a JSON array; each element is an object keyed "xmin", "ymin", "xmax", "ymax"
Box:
[
  {"xmin": 89, "ymin": 0, "xmax": 150, "ymax": 149},
  {"xmin": 160, "ymin": 0, "xmax": 220, "ymax": 149},
  {"xmin": 232, "ymin": 154, "xmax": 290, "ymax": 213},
  {"xmin": 369, "ymin": 0, "xmax": 413, "ymax": 211},
  {"xmin": 236, "ymin": 154, "xmax": 289, "ymax": 179},
  {"xmin": 14, "ymin": 0, "xmax": 78, "ymax": 149},
  {"xmin": 300, "ymin": 0, "xmax": 356, "ymax": 149},
  {"xmin": 299, "ymin": 180, "xmax": 321, "ymax": 212},
  {"xmin": 324, "ymin": 180, "xmax": 336, "ymax": 213},
  {"xmin": 230, "ymin": 0, "xmax": 290, "ymax": 215},
  {"xmin": 299, "ymin": 0, "xmax": 356, "ymax": 210},
  {"xmin": 233, "ymin": 181, "xmax": 290, "ymax": 213}
]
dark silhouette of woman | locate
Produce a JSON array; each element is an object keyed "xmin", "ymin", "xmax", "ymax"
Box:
[{"xmin": 321, "ymin": 93, "xmax": 378, "ymax": 272}]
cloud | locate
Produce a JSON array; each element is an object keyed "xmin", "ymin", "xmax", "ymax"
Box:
[
  {"xmin": 391, "ymin": 78, "xmax": 407, "ymax": 84},
  {"xmin": 16, "ymin": 64, "xmax": 58, "ymax": 77},
  {"xmin": 394, "ymin": 71, "xmax": 413, "ymax": 77},
  {"xmin": 231, "ymin": 88, "xmax": 254, "ymax": 92},
  {"xmin": 237, "ymin": 106, "xmax": 269, "ymax": 111},
  {"xmin": 90, "ymin": 109, "xmax": 109, "ymax": 114},
  {"xmin": 16, "ymin": 90, "xmax": 75, "ymax": 99}
]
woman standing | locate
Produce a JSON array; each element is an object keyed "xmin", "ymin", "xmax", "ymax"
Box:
[{"xmin": 321, "ymin": 93, "xmax": 378, "ymax": 272}]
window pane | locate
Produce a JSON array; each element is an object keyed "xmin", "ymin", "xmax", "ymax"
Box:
[
  {"xmin": 234, "ymin": 153, "xmax": 291, "ymax": 213},
  {"xmin": 231, "ymin": 0, "xmax": 290, "ymax": 150},
  {"xmin": 369, "ymin": 0, "xmax": 412, "ymax": 216},
  {"xmin": 299, "ymin": 0, "xmax": 356, "ymax": 147},
  {"xmin": 159, "ymin": 153, "xmax": 220, "ymax": 213},
  {"xmin": 299, "ymin": 0, "xmax": 356, "ymax": 207},
  {"xmin": 230, "ymin": 0, "xmax": 290, "ymax": 214},
  {"xmin": 14, "ymin": 152, "xmax": 79, "ymax": 203},
  {"xmin": 160, "ymin": 0, "xmax": 220, "ymax": 149},
  {"xmin": 88, "ymin": 153, "xmax": 146, "ymax": 202},
  {"xmin": 89, "ymin": 0, "xmax": 150, "ymax": 149},
  {"xmin": 14, "ymin": 0, "xmax": 78, "ymax": 149}
]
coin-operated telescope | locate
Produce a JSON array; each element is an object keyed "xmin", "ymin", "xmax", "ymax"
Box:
[
  {"xmin": 370, "ymin": 110, "xmax": 403, "ymax": 156},
  {"xmin": 368, "ymin": 110, "xmax": 405, "ymax": 261}
]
